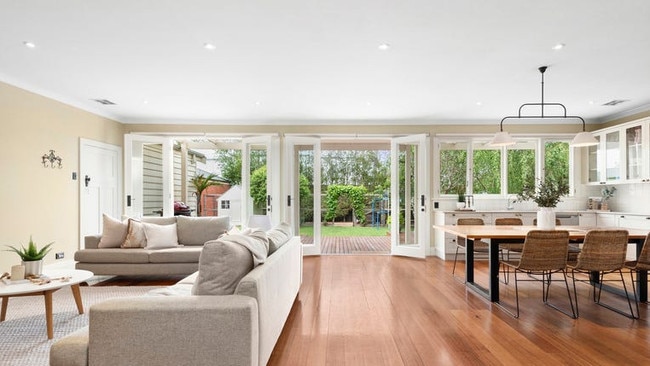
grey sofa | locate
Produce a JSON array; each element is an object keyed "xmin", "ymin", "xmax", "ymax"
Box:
[
  {"xmin": 75, "ymin": 215, "xmax": 231, "ymax": 276},
  {"xmin": 51, "ymin": 234, "xmax": 302, "ymax": 366}
]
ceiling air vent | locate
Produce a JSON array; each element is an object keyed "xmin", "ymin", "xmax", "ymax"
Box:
[
  {"xmin": 92, "ymin": 99, "xmax": 116, "ymax": 105},
  {"xmin": 602, "ymin": 99, "xmax": 629, "ymax": 106}
]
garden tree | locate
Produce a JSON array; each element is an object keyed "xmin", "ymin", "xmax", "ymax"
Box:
[
  {"xmin": 324, "ymin": 185, "xmax": 368, "ymax": 225},
  {"xmin": 213, "ymin": 149, "xmax": 266, "ymax": 185},
  {"xmin": 249, "ymin": 166, "xmax": 267, "ymax": 213},
  {"xmin": 298, "ymin": 174, "xmax": 313, "ymax": 223},
  {"xmin": 190, "ymin": 173, "xmax": 221, "ymax": 216},
  {"xmin": 473, "ymin": 149, "xmax": 501, "ymax": 194},
  {"xmin": 544, "ymin": 142, "xmax": 569, "ymax": 186},
  {"xmin": 249, "ymin": 165, "xmax": 313, "ymax": 219},
  {"xmin": 439, "ymin": 149, "xmax": 467, "ymax": 194},
  {"xmin": 507, "ymin": 148, "xmax": 535, "ymax": 194},
  {"xmin": 320, "ymin": 150, "xmax": 390, "ymax": 193}
]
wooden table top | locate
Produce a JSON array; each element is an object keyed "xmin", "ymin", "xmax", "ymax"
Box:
[{"xmin": 433, "ymin": 225, "xmax": 650, "ymax": 240}]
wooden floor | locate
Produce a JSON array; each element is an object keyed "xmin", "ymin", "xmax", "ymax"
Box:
[{"xmin": 268, "ymin": 256, "xmax": 650, "ymax": 366}]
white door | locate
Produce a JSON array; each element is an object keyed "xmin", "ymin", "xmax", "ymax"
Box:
[
  {"xmin": 391, "ymin": 134, "xmax": 430, "ymax": 258},
  {"xmin": 242, "ymin": 136, "xmax": 281, "ymax": 226},
  {"xmin": 285, "ymin": 136, "xmax": 321, "ymax": 255},
  {"xmin": 124, "ymin": 134, "xmax": 174, "ymax": 218},
  {"xmin": 79, "ymin": 139, "xmax": 121, "ymax": 247}
]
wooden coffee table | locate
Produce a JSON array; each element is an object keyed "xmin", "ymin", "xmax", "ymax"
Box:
[{"xmin": 0, "ymin": 269, "xmax": 94, "ymax": 339}]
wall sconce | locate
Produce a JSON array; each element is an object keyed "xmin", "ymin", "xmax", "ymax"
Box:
[
  {"xmin": 42, "ymin": 150, "xmax": 63, "ymax": 169},
  {"xmin": 490, "ymin": 66, "xmax": 599, "ymax": 147}
]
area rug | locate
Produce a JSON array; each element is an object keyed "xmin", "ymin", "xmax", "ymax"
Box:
[{"xmin": 0, "ymin": 286, "xmax": 161, "ymax": 366}]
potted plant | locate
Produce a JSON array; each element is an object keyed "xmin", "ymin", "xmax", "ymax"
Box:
[
  {"xmin": 4, "ymin": 236, "xmax": 54, "ymax": 276},
  {"xmin": 600, "ymin": 186, "xmax": 616, "ymax": 210},
  {"xmin": 456, "ymin": 187, "xmax": 466, "ymax": 210},
  {"xmin": 517, "ymin": 176, "xmax": 569, "ymax": 229}
]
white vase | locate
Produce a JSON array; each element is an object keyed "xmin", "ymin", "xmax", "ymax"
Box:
[
  {"xmin": 22, "ymin": 260, "xmax": 43, "ymax": 277},
  {"xmin": 536, "ymin": 207, "xmax": 556, "ymax": 230}
]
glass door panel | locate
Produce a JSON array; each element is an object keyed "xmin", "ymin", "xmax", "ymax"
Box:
[
  {"xmin": 605, "ymin": 131, "xmax": 620, "ymax": 181},
  {"xmin": 391, "ymin": 135, "xmax": 429, "ymax": 258},
  {"xmin": 626, "ymin": 125, "xmax": 643, "ymax": 180},
  {"xmin": 588, "ymin": 135, "xmax": 601, "ymax": 183},
  {"xmin": 285, "ymin": 137, "xmax": 321, "ymax": 256}
]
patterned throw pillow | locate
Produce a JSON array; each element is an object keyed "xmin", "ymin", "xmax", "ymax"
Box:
[{"xmin": 121, "ymin": 219, "xmax": 147, "ymax": 248}]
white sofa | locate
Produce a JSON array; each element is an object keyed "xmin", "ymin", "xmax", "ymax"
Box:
[{"xmin": 51, "ymin": 231, "xmax": 302, "ymax": 366}]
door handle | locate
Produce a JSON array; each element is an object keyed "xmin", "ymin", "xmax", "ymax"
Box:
[
  {"xmin": 287, "ymin": 195, "xmax": 292, "ymax": 207},
  {"xmin": 420, "ymin": 195, "xmax": 425, "ymax": 212},
  {"xmin": 84, "ymin": 175, "xmax": 91, "ymax": 187}
]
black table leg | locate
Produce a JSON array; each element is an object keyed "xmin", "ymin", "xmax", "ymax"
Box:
[
  {"xmin": 465, "ymin": 238, "xmax": 474, "ymax": 283},
  {"xmin": 489, "ymin": 240, "xmax": 500, "ymax": 302},
  {"xmin": 635, "ymin": 238, "xmax": 647, "ymax": 302}
]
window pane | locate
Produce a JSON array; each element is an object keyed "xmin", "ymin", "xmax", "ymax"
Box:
[
  {"xmin": 544, "ymin": 141, "xmax": 569, "ymax": 187},
  {"xmin": 439, "ymin": 141, "xmax": 468, "ymax": 195},
  {"xmin": 473, "ymin": 142, "xmax": 501, "ymax": 194},
  {"xmin": 507, "ymin": 141, "xmax": 535, "ymax": 194}
]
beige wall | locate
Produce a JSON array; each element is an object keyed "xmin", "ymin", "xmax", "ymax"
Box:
[{"xmin": 0, "ymin": 81, "xmax": 123, "ymax": 273}]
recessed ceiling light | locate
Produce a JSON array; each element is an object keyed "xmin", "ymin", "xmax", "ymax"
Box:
[
  {"xmin": 366, "ymin": 101, "xmax": 372, "ymax": 106},
  {"xmin": 476, "ymin": 101, "xmax": 483, "ymax": 106},
  {"xmin": 552, "ymin": 43, "xmax": 566, "ymax": 50},
  {"xmin": 588, "ymin": 100, "xmax": 595, "ymax": 105},
  {"xmin": 378, "ymin": 43, "xmax": 390, "ymax": 51},
  {"xmin": 203, "ymin": 42, "xmax": 216, "ymax": 50},
  {"xmin": 23, "ymin": 41, "xmax": 36, "ymax": 48},
  {"xmin": 255, "ymin": 101, "xmax": 261, "ymax": 106}
]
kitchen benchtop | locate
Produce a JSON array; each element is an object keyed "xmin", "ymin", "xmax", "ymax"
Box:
[{"xmin": 435, "ymin": 210, "xmax": 650, "ymax": 216}]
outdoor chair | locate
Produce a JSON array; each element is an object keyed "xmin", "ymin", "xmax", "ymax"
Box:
[
  {"xmin": 499, "ymin": 230, "xmax": 576, "ymax": 318},
  {"xmin": 495, "ymin": 217, "xmax": 524, "ymax": 284},
  {"xmin": 452, "ymin": 218, "xmax": 489, "ymax": 279},
  {"xmin": 624, "ymin": 232, "xmax": 650, "ymax": 318},
  {"xmin": 567, "ymin": 229, "xmax": 637, "ymax": 319}
]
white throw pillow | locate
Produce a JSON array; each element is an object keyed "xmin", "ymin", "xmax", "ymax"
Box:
[
  {"xmin": 267, "ymin": 222, "xmax": 292, "ymax": 255},
  {"xmin": 98, "ymin": 214, "xmax": 128, "ymax": 248},
  {"xmin": 121, "ymin": 219, "xmax": 147, "ymax": 248},
  {"xmin": 143, "ymin": 222, "xmax": 179, "ymax": 249}
]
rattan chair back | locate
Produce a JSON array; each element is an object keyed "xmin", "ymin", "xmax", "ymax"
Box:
[
  {"xmin": 457, "ymin": 218, "xmax": 484, "ymax": 226},
  {"xmin": 495, "ymin": 217, "xmax": 523, "ymax": 226},
  {"xmin": 532, "ymin": 218, "xmax": 562, "ymax": 226},
  {"xmin": 633, "ymin": 233, "xmax": 650, "ymax": 270},
  {"xmin": 575, "ymin": 230, "xmax": 629, "ymax": 271},
  {"xmin": 518, "ymin": 230, "xmax": 570, "ymax": 271}
]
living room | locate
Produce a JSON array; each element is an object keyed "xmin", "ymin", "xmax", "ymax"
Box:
[{"xmin": 2, "ymin": 1, "xmax": 650, "ymax": 365}]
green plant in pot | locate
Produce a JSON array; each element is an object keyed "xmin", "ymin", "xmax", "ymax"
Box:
[
  {"xmin": 517, "ymin": 176, "xmax": 569, "ymax": 229},
  {"xmin": 5, "ymin": 236, "xmax": 54, "ymax": 276}
]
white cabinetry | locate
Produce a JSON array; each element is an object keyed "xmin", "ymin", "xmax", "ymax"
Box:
[
  {"xmin": 596, "ymin": 213, "xmax": 620, "ymax": 227},
  {"xmin": 586, "ymin": 117, "xmax": 650, "ymax": 185},
  {"xmin": 578, "ymin": 212, "xmax": 597, "ymax": 227}
]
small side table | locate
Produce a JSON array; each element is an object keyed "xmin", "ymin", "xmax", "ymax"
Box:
[{"xmin": 0, "ymin": 269, "xmax": 94, "ymax": 339}]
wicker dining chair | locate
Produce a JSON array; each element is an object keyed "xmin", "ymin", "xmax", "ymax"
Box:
[
  {"xmin": 624, "ymin": 233, "xmax": 650, "ymax": 318},
  {"xmin": 531, "ymin": 218, "xmax": 581, "ymax": 261},
  {"xmin": 495, "ymin": 217, "xmax": 524, "ymax": 284},
  {"xmin": 499, "ymin": 230, "xmax": 576, "ymax": 318},
  {"xmin": 567, "ymin": 229, "xmax": 636, "ymax": 319},
  {"xmin": 452, "ymin": 218, "xmax": 489, "ymax": 278}
]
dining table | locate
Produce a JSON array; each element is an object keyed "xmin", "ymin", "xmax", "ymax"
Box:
[{"xmin": 433, "ymin": 225, "xmax": 649, "ymax": 303}]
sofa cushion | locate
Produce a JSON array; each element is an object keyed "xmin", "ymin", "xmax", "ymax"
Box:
[
  {"xmin": 191, "ymin": 239, "xmax": 254, "ymax": 296},
  {"xmin": 191, "ymin": 231, "xmax": 269, "ymax": 296},
  {"xmin": 74, "ymin": 249, "xmax": 150, "ymax": 263},
  {"xmin": 121, "ymin": 219, "xmax": 147, "ymax": 248},
  {"xmin": 266, "ymin": 222, "xmax": 292, "ymax": 255},
  {"xmin": 176, "ymin": 216, "xmax": 230, "ymax": 246},
  {"xmin": 148, "ymin": 247, "xmax": 203, "ymax": 263},
  {"xmin": 141, "ymin": 216, "xmax": 177, "ymax": 225},
  {"xmin": 98, "ymin": 214, "xmax": 128, "ymax": 248},
  {"xmin": 143, "ymin": 222, "xmax": 179, "ymax": 249}
]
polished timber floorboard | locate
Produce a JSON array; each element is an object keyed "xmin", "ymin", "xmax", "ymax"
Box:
[{"xmin": 268, "ymin": 256, "xmax": 650, "ymax": 366}]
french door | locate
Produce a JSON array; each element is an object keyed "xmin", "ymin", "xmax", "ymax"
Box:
[
  {"xmin": 391, "ymin": 134, "xmax": 430, "ymax": 258},
  {"xmin": 124, "ymin": 134, "xmax": 174, "ymax": 218},
  {"xmin": 285, "ymin": 136, "xmax": 321, "ymax": 255},
  {"xmin": 242, "ymin": 135, "xmax": 281, "ymax": 226}
]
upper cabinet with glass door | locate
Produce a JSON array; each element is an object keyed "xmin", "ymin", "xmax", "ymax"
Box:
[{"xmin": 585, "ymin": 117, "xmax": 650, "ymax": 185}]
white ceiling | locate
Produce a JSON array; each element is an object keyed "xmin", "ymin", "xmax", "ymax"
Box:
[{"xmin": 2, "ymin": 0, "xmax": 650, "ymax": 126}]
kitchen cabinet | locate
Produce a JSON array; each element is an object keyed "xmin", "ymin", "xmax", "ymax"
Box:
[
  {"xmin": 586, "ymin": 117, "xmax": 650, "ymax": 184},
  {"xmin": 578, "ymin": 212, "xmax": 597, "ymax": 227},
  {"xmin": 596, "ymin": 213, "xmax": 619, "ymax": 227}
]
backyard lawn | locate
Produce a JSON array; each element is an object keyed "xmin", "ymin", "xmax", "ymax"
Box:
[{"xmin": 299, "ymin": 225, "xmax": 389, "ymax": 237}]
